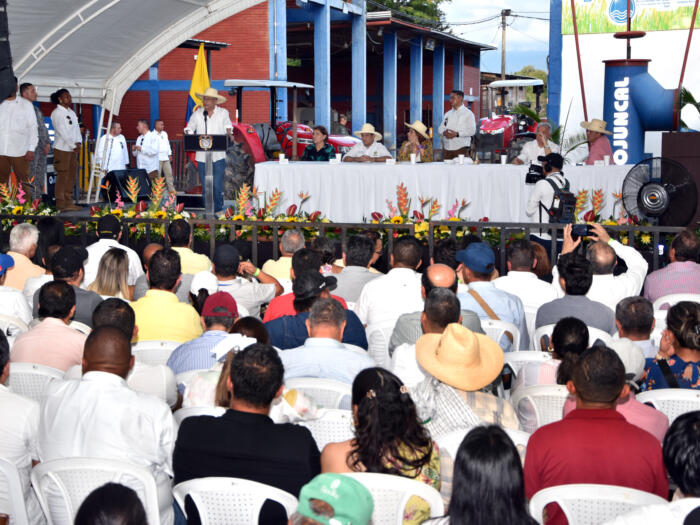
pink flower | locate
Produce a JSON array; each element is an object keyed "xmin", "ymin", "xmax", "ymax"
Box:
[{"xmin": 17, "ymin": 186, "xmax": 25, "ymax": 204}]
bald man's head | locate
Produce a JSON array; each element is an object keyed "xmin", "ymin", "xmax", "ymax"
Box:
[
  {"xmin": 142, "ymin": 243, "xmax": 163, "ymax": 270},
  {"xmin": 82, "ymin": 326, "xmax": 133, "ymax": 378},
  {"xmin": 421, "ymin": 263, "xmax": 458, "ymax": 298},
  {"xmin": 587, "ymin": 242, "xmax": 616, "ymax": 275}
]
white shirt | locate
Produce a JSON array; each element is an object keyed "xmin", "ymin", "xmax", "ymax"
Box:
[
  {"xmin": 0, "ymin": 285, "xmax": 32, "ymax": 325},
  {"xmin": 603, "ymin": 497, "xmax": 700, "ymax": 525},
  {"xmin": 217, "ymin": 277, "xmax": 276, "ymax": 319},
  {"xmin": 0, "ymin": 384, "xmax": 43, "ymax": 525},
  {"xmin": 390, "ymin": 343, "xmax": 428, "ymax": 388},
  {"xmin": 437, "ymin": 104, "xmax": 477, "ymax": 150},
  {"xmin": 355, "ymin": 267, "xmax": 423, "ymax": 327},
  {"xmin": 343, "ymin": 140, "xmax": 392, "ymax": 160},
  {"xmin": 0, "ymin": 97, "xmax": 38, "ymax": 157},
  {"xmin": 155, "ymin": 130, "xmax": 172, "ymax": 161},
  {"xmin": 185, "ymin": 106, "xmax": 233, "ymax": 163},
  {"xmin": 516, "ymin": 138, "xmax": 560, "ymax": 166},
  {"xmin": 23, "ymin": 274, "xmax": 52, "ymax": 307},
  {"xmin": 134, "ymin": 130, "xmax": 160, "ymax": 173},
  {"xmin": 95, "ymin": 133, "xmax": 129, "ymax": 172},
  {"xmin": 83, "ymin": 238, "xmax": 144, "ymax": 287},
  {"xmin": 526, "ymin": 172, "xmax": 568, "ymax": 220},
  {"xmin": 38, "ymin": 371, "xmax": 176, "ymax": 525},
  {"xmin": 50, "ymin": 105, "xmax": 82, "ymax": 152},
  {"xmin": 492, "ymin": 271, "xmax": 558, "ymax": 311}
]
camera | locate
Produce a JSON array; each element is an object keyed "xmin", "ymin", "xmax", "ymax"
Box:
[
  {"xmin": 571, "ymin": 224, "xmax": 593, "ymax": 238},
  {"xmin": 525, "ymin": 164, "xmax": 545, "ymax": 184}
]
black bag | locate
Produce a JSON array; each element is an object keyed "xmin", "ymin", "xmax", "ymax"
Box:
[{"xmin": 542, "ymin": 175, "xmax": 576, "ymax": 224}]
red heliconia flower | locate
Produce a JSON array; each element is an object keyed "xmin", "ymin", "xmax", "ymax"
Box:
[
  {"xmin": 286, "ymin": 204, "xmax": 297, "ymax": 216},
  {"xmin": 583, "ymin": 210, "xmax": 596, "ymax": 222},
  {"xmin": 257, "ymin": 208, "xmax": 266, "ymax": 219},
  {"xmin": 309, "ymin": 211, "xmax": 321, "ymax": 222},
  {"xmin": 479, "ymin": 216, "xmax": 489, "ymax": 222},
  {"xmin": 631, "ymin": 215, "xmax": 640, "ymax": 224},
  {"xmin": 371, "ymin": 212, "xmax": 384, "ymax": 221},
  {"xmin": 89, "ymin": 206, "xmax": 101, "ymax": 216},
  {"xmin": 413, "ymin": 210, "xmax": 425, "ymax": 221},
  {"xmin": 135, "ymin": 200, "xmax": 148, "ymax": 213},
  {"xmin": 224, "ymin": 207, "xmax": 234, "ymax": 218},
  {"xmin": 32, "ymin": 198, "xmax": 40, "ymax": 210}
]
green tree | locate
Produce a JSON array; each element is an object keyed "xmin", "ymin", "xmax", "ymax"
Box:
[
  {"xmin": 367, "ymin": 0, "xmax": 451, "ymax": 29},
  {"xmin": 514, "ymin": 65, "xmax": 548, "ymax": 114}
]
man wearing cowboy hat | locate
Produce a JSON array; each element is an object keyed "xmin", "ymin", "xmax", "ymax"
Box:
[
  {"xmin": 184, "ymin": 87, "xmax": 233, "ymax": 212},
  {"xmin": 342, "ymin": 123, "xmax": 392, "ymax": 162},
  {"xmin": 437, "ymin": 90, "xmax": 476, "ymax": 160},
  {"xmin": 581, "ymin": 118, "xmax": 613, "ymax": 165},
  {"xmin": 398, "ymin": 120, "xmax": 433, "ymax": 163}
]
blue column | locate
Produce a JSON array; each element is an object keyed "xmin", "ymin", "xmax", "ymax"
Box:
[
  {"xmin": 351, "ymin": 5, "xmax": 366, "ymax": 127},
  {"xmin": 432, "ymin": 44, "xmax": 445, "ymax": 151},
  {"xmin": 453, "ymin": 49, "xmax": 464, "ymax": 91},
  {"xmin": 269, "ymin": 0, "xmax": 288, "ymax": 121},
  {"xmin": 409, "ymin": 37, "xmax": 423, "ymax": 124},
  {"xmin": 92, "ymin": 105, "xmax": 101, "ymax": 137},
  {"xmin": 383, "ymin": 30, "xmax": 397, "ymax": 153},
  {"xmin": 313, "ymin": 1, "xmax": 331, "ymax": 130},
  {"xmin": 148, "ymin": 62, "xmax": 159, "ymax": 127},
  {"xmin": 548, "ymin": 0, "xmax": 562, "ymax": 124}
]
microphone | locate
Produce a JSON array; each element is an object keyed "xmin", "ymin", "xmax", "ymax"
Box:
[{"xmin": 203, "ymin": 110, "xmax": 208, "ymax": 134}]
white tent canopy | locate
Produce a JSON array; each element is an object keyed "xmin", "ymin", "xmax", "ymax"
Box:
[{"xmin": 8, "ymin": 0, "xmax": 263, "ymax": 114}]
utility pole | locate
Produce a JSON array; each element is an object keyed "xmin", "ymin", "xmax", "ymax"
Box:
[{"xmin": 500, "ymin": 9, "xmax": 510, "ymax": 80}]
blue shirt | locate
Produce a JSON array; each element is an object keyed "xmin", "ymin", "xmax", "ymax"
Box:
[
  {"xmin": 279, "ymin": 338, "xmax": 375, "ymax": 384},
  {"xmin": 458, "ymin": 281, "xmax": 529, "ymax": 351},
  {"xmin": 167, "ymin": 330, "xmax": 229, "ymax": 377},
  {"xmin": 266, "ymin": 311, "xmax": 368, "ymax": 350},
  {"xmin": 640, "ymin": 355, "xmax": 700, "ymax": 391}
]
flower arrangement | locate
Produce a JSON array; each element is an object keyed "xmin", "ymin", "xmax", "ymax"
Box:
[{"xmin": 0, "ymin": 180, "xmax": 55, "ymax": 229}]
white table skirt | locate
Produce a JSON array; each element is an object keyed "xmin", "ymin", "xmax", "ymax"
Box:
[{"xmin": 253, "ymin": 161, "xmax": 629, "ymax": 223}]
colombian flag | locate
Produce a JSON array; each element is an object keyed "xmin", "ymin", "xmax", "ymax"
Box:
[{"xmin": 186, "ymin": 43, "xmax": 210, "ymax": 121}]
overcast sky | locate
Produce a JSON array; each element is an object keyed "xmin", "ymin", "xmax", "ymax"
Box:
[{"xmin": 442, "ymin": 0, "xmax": 550, "ymax": 74}]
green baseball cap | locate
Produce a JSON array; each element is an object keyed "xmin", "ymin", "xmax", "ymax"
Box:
[{"xmin": 296, "ymin": 474, "xmax": 374, "ymax": 525}]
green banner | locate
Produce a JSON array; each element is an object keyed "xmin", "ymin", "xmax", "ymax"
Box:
[{"xmin": 562, "ymin": 0, "xmax": 700, "ymax": 35}]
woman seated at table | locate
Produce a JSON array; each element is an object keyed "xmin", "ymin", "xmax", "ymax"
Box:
[
  {"xmin": 397, "ymin": 120, "xmax": 433, "ymax": 163},
  {"xmin": 301, "ymin": 125, "xmax": 337, "ymax": 161}
]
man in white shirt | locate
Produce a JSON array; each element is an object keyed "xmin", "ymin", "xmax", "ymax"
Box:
[
  {"xmin": 0, "ymin": 79, "xmax": 38, "ymax": 198},
  {"xmin": 94, "ymin": 122, "xmax": 129, "ymax": 174},
  {"xmin": 343, "ymin": 123, "xmax": 392, "ymax": 162},
  {"xmin": 20, "ymin": 82, "xmax": 50, "ymax": 200},
  {"xmin": 50, "ymin": 88, "xmax": 82, "ymax": 211},
  {"xmin": 513, "ymin": 122, "xmax": 559, "ymax": 166},
  {"xmin": 355, "ymin": 236, "xmax": 423, "ymax": 328},
  {"xmin": 525, "ymin": 152, "xmax": 569, "ymax": 226},
  {"xmin": 132, "ymin": 119, "xmax": 160, "ymax": 182},
  {"xmin": 83, "ymin": 214, "xmax": 144, "ymax": 290},
  {"xmin": 615, "ymin": 296, "xmax": 657, "ymax": 359},
  {"xmin": 38, "ymin": 326, "xmax": 176, "ymax": 525},
  {"xmin": 154, "ymin": 119, "xmax": 175, "ymax": 195},
  {"xmin": 0, "ymin": 253, "xmax": 32, "ymax": 326},
  {"xmin": 184, "ymin": 87, "xmax": 234, "ymax": 212},
  {"xmin": 437, "ymin": 90, "xmax": 476, "ymax": 160}
]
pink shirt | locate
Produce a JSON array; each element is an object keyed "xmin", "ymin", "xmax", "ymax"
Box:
[
  {"xmin": 585, "ymin": 136, "xmax": 613, "ymax": 165},
  {"xmin": 11, "ymin": 317, "xmax": 87, "ymax": 372},
  {"xmin": 644, "ymin": 261, "xmax": 700, "ymax": 304}
]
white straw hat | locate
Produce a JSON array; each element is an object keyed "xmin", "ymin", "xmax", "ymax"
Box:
[
  {"xmin": 580, "ymin": 118, "xmax": 612, "ymax": 135},
  {"xmin": 353, "ymin": 123, "xmax": 382, "ymax": 141}
]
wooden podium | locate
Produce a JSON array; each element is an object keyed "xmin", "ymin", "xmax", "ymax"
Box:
[{"xmin": 184, "ymin": 134, "xmax": 229, "ymax": 216}]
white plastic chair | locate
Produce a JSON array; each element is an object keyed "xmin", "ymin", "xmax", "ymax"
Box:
[
  {"xmin": 481, "ymin": 319, "xmax": 521, "ymax": 351},
  {"xmin": 652, "ymin": 293, "xmax": 700, "ymax": 311},
  {"xmin": 636, "ymin": 389, "xmax": 700, "ymax": 425},
  {"xmin": 131, "ymin": 340, "xmax": 180, "ymax": 366},
  {"xmin": 344, "ymin": 472, "xmax": 444, "ymax": 524},
  {"xmin": 524, "ymin": 305, "xmax": 538, "ymax": 346},
  {"xmin": 8, "ymin": 363, "xmax": 64, "ymax": 403},
  {"xmin": 436, "ymin": 426, "xmax": 531, "ymax": 465},
  {"xmin": 509, "ymin": 384, "xmax": 569, "ymax": 431},
  {"xmin": 31, "ymin": 457, "xmax": 160, "ymax": 525},
  {"xmin": 504, "ymin": 351, "xmax": 553, "ymax": 377},
  {"xmin": 174, "ymin": 406, "xmax": 226, "ymax": 425},
  {"xmin": 175, "ymin": 369, "xmax": 210, "ymax": 390},
  {"xmin": 532, "ymin": 324, "xmax": 555, "ymax": 352},
  {"xmin": 278, "ymin": 278, "xmax": 294, "ymax": 295},
  {"xmin": 173, "ymin": 477, "xmax": 298, "ymax": 525},
  {"xmin": 0, "ymin": 457, "xmax": 29, "ymax": 525},
  {"xmin": 587, "ymin": 327, "xmax": 613, "ymax": 347},
  {"xmin": 68, "ymin": 321, "xmax": 91, "ymax": 335},
  {"xmin": 285, "ymin": 377, "xmax": 352, "ymax": 409},
  {"xmin": 365, "ymin": 320, "xmax": 395, "ymax": 368},
  {"xmin": 298, "ymin": 409, "xmax": 354, "ymax": 450},
  {"xmin": 345, "ymin": 301, "xmax": 357, "ymax": 311},
  {"xmin": 0, "ymin": 313, "xmax": 29, "ymax": 337},
  {"xmin": 529, "ymin": 483, "xmax": 667, "ymax": 525}
]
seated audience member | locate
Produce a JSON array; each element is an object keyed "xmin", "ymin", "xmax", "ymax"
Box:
[
  {"xmin": 322, "ymin": 368, "xmax": 440, "ymax": 524},
  {"xmin": 189, "ymin": 270, "xmax": 219, "ymax": 314},
  {"xmin": 134, "ymin": 243, "xmax": 193, "ymax": 303},
  {"xmin": 536, "ymin": 251, "xmax": 615, "ymax": 334},
  {"xmin": 392, "ymin": 288, "xmax": 462, "ymax": 387},
  {"xmin": 0, "ymin": 331, "xmax": 43, "ymax": 525},
  {"xmin": 512, "ymin": 121, "xmax": 559, "ymax": 166},
  {"xmin": 74, "ymin": 483, "xmax": 147, "ymax": 525},
  {"xmin": 530, "ymin": 241, "xmax": 553, "ymax": 281},
  {"xmin": 167, "ymin": 219, "xmax": 211, "ymax": 274},
  {"xmin": 131, "ymin": 248, "xmax": 202, "ymax": 342},
  {"xmin": 342, "ymin": 123, "xmax": 392, "ymax": 162},
  {"xmin": 280, "ymin": 298, "xmax": 375, "ymax": 384},
  {"xmin": 644, "ymin": 229, "xmax": 700, "ymax": 304},
  {"xmin": 32, "ymin": 246, "xmax": 103, "ymax": 327},
  {"xmin": 397, "ymin": 120, "xmax": 433, "ymax": 163},
  {"xmin": 83, "ymin": 214, "xmax": 143, "ymax": 288},
  {"xmin": 13, "ymin": 281, "xmax": 86, "ymax": 371},
  {"xmin": 334, "ymin": 230, "xmax": 383, "ymax": 275},
  {"xmin": 641, "ymin": 301, "xmax": 700, "ymax": 390},
  {"xmin": 431, "ymin": 238, "xmax": 460, "ymax": 275},
  {"xmin": 0, "ymin": 253, "xmax": 32, "ymax": 325},
  {"xmin": 23, "ymin": 244, "xmax": 59, "ymax": 306},
  {"xmin": 456, "ymin": 242, "xmax": 528, "ymax": 350},
  {"xmin": 213, "ymin": 243, "xmax": 281, "ymax": 318},
  {"xmin": 33, "ymin": 217, "xmax": 63, "ymax": 272},
  {"xmin": 332, "ymin": 235, "xmax": 381, "ymax": 303},
  {"xmin": 356, "ymin": 236, "xmax": 424, "ymax": 327},
  {"xmin": 290, "ymin": 474, "xmax": 374, "ymax": 525},
  {"xmin": 87, "ymin": 247, "xmax": 132, "ymax": 300},
  {"xmin": 552, "ymin": 224, "xmax": 648, "ymax": 311},
  {"xmin": 390, "ymin": 264, "xmax": 483, "ymax": 354},
  {"xmin": 38, "ymin": 326, "xmax": 176, "ymax": 525},
  {"xmin": 4, "ymin": 223, "xmax": 44, "ymax": 290},
  {"xmin": 429, "ymin": 426, "xmax": 537, "ymax": 525},
  {"xmin": 312, "ymin": 236, "xmax": 343, "ymax": 275},
  {"xmin": 261, "ymin": 228, "xmax": 305, "ymax": 282},
  {"xmin": 266, "ymin": 271, "xmax": 367, "ymax": 350},
  {"xmin": 173, "ymin": 344, "xmax": 320, "ymax": 524},
  {"xmin": 411, "ymin": 323, "xmax": 517, "ymax": 438},
  {"xmin": 615, "ymin": 296, "xmax": 657, "ymax": 359},
  {"xmin": 524, "ymin": 346, "xmax": 668, "ymax": 525}
]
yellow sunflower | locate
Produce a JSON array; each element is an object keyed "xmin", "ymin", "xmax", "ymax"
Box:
[
  {"xmin": 640, "ymin": 233, "xmax": 652, "ymax": 245},
  {"xmin": 110, "ymin": 209, "xmax": 123, "ymax": 218},
  {"xmin": 232, "ymin": 214, "xmax": 245, "ymax": 221},
  {"xmin": 390, "ymin": 216, "xmax": 404, "ymax": 224},
  {"xmin": 285, "ymin": 216, "xmax": 298, "ymax": 222},
  {"xmin": 11, "ymin": 206, "xmax": 24, "ymax": 215},
  {"xmin": 448, "ymin": 217, "xmax": 460, "ymax": 222},
  {"xmin": 153, "ymin": 210, "xmax": 167, "ymax": 219}
]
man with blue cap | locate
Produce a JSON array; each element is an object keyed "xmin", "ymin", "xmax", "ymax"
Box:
[
  {"xmin": 455, "ymin": 242, "xmax": 528, "ymax": 351},
  {"xmin": 0, "ymin": 253, "xmax": 32, "ymax": 325}
]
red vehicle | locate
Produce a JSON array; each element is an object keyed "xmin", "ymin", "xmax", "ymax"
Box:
[{"xmin": 275, "ymin": 122, "xmax": 360, "ymax": 159}]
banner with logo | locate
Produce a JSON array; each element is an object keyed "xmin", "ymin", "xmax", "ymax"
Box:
[{"xmin": 562, "ymin": 0, "xmax": 700, "ymax": 35}]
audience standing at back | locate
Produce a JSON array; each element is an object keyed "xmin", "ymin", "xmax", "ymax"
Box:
[
  {"xmin": 167, "ymin": 219, "xmax": 211, "ymax": 274},
  {"xmin": 261, "ymin": 228, "xmax": 306, "ymax": 282},
  {"xmin": 332, "ymin": 235, "xmax": 381, "ymax": 303},
  {"xmin": 644, "ymin": 229, "xmax": 700, "ymax": 303},
  {"xmin": 4, "ymin": 223, "xmax": 44, "ymax": 290},
  {"xmin": 83, "ymin": 215, "xmax": 143, "ymax": 289}
]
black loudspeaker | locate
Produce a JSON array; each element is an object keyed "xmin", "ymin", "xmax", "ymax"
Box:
[
  {"xmin": 0, "ymin": 0, "xmax": 16, "ymax": 102},
  {"xmin": 101, "ymin": 169, "xmax": 152, "ymax": 202}
]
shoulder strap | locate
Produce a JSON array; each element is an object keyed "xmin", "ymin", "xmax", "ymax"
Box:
[
  {"xmin": 467, "ymin": 289, "xmax": 513, "ymax": 343},
  {"xmin": 657, "ymin": 359, "xmax": 680, "ymax": 388}
]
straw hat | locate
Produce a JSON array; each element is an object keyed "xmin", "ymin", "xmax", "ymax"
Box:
[
  {"xmin": 405, "ymin": 120, "xmax": 430, "ymax": 140},
  {"xmin": 416, "ymin": 323, "xmax": 504, "ymax": 391},
  {"xmin": 354, "ymin": 123, "xmax": 382, "ymax": 141},
  {"xmin": 195, "ymin": 87, "xmax": 227, "ymax": 104},
  {"xmin": 580, "ymin": 118, "xmax": 612, "ymax": 135}
]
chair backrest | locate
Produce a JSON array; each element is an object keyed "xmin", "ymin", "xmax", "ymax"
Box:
[
  {"xmin": 68, "ymin": 321, "xmax": 91, "ymax": 335},
  {"xmin": 509, "ymin": 385, "xmax": 569, "ymax": 430},
  {"xmin": 174, "ymin": 406, "xmax": 226, "ymax": 425},
  {"xmin": 481, "ymin": 319, "xmax": 521, "ymax": 351},
  {"xmin": 365, "ymin": 321, "xmax": 395, "ymax": 368},
  {"xmin": 173, "ymin": 477, "xmax": 298, "ymax": 525},
  {"xmin": 0, "ymin": 458, "xmax": 29, "ymax": 525},
  {"xmin": 587, "ymin": 327, "xmax": 613, "ymax": 347},
  {"xmin": 504, "ymin": 351, "xmax": 553, "ymax": 377},
  {"xmin": 30, "ymin": 457, "xmax": 160, "ymax": 525},
  {"xmin": 529, "ymin": 483, "xmax": 667, "ymax": 525},
  {"xmin": 343, "ymin": 472, "xmax": 444, "ymax": 525},
  {"xmin": 131, "ymin": 340, "xmax": 180, "ymax": 366},
  {"xmin": 0, "ymin": 314, "xmax": 29, "ymax": 337},
  {"xmin": 175, "ymin": 369, "xmax": 210, "ymax": 391},
  {"xmin": 298, "ymin": 409, "xmax": 355, "ymax": 451},
  {"xmin": 652, "ymin": 293, "xmax": 700, "ymax": 311},
  {"xmin": 532, "ymin": 324, "xmax": 555, "ymax": 352},
  {"xmin": 285, "ymin": 377, "xmax": 352, "ymax": 409},
  {"xmin": 436, "ymin": 426, "xmax": 531, "ymax": 465},
  {"xmin": 523, "ymin": 305, "xmax": 538, "ymax": 348},
  {"xmin": 8, "ymin": 363, "xmax": 64, "ymax": 403},
  {"xmin": 636, "ymin": 389, "xmax": 700, "ymax": 425}
]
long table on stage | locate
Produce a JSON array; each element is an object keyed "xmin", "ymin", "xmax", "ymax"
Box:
[{"xmin": 253, "ymin": 161, "xmax": 629, "ymax": 223}]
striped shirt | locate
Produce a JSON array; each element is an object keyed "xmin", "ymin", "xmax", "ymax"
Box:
[
  {"xmin": 644, "ymin": 261, "xmax": 700, "ymax": 304},
  {"xmin": 167, "ymin": 330, "xmax": 229, "ymax": 378}
]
